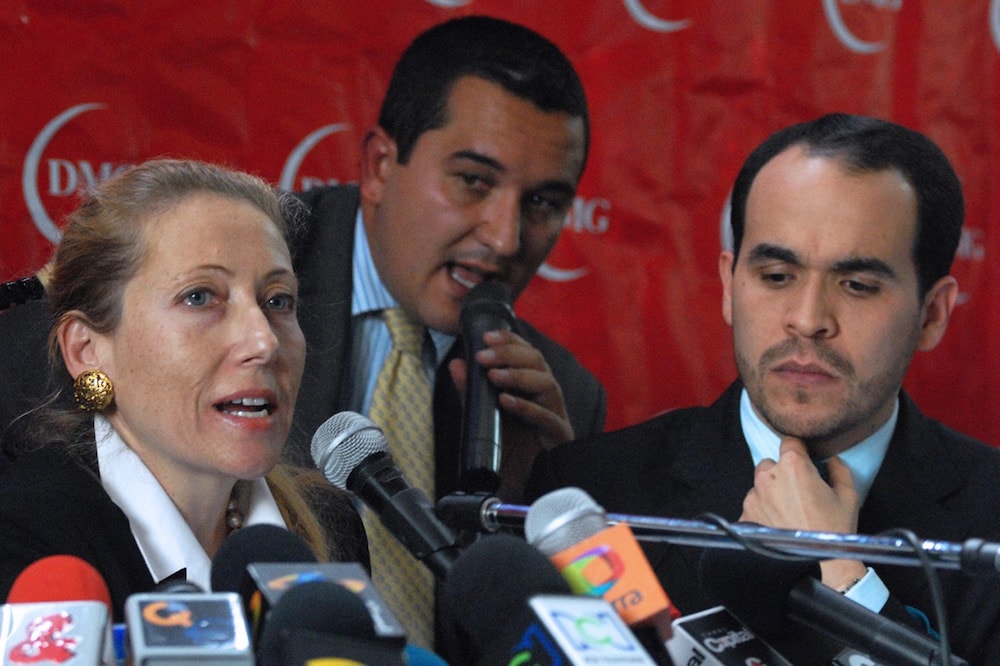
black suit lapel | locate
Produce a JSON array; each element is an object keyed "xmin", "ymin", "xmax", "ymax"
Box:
[
  {"xmin": 287, "ymin": 186, "xmax": 359, "ymax": 466},
  {"xmin": 639, "ymin": 382, "xmax": 757, "ymax": 614},
  {"xmin": 859, "ymin": 393, "xmax": 963, "ymax": 538},
  {"xmin": 664, "ymin": 382, "xmax": 755, "ymax": 523}
]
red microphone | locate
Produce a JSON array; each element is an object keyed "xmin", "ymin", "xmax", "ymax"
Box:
[
  {"xmin": 7, "ymin": 554, "xmax": 112, "ymax": 607},
  {"xmin": 2, "ymin": 555, "xmax": 114, "ymax": 665}
]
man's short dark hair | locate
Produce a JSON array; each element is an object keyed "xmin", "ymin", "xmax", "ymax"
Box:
[
  {"xmin": 729, "ymin": 113, "xmax": 964, "ymax": 297},
  {"xmin": 378, "ymin": 15, "xmax": 590, "ymax": 175}
]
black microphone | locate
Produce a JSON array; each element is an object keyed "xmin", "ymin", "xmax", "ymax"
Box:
[
  {"xmin": 211, "ymin": 524, "xmax": 319, "ymax": 646},
  {"xmin": 459, "ymin": 279, "xmax": 514, "ymax": 493},
  {"xmin": 440, "ymin": 532, "xmax": 658, "ymax": 665},
  {"xmin": 211, "ymin": 525, "xmax": 317, "ymax": 598},
  {"xmin": 256, "ymin": 580, "xmax": 405, "ymax": 665},
  {"xmin": 311, "ymin": 411, "xmax": 460, "ymax": 577},
  {"xmin": 698, "ymin": 544, "xmax": 969, "ymax": 665}
]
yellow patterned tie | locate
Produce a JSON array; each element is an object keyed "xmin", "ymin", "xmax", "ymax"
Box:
[{"xmin": 366, "ymin": 307, "xmax": 436, "ymax": 649}]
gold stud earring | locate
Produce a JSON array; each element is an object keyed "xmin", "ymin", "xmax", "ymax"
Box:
[{"xmin": 73, "ymin": 369, "xmax": 115, "ymax": 412}]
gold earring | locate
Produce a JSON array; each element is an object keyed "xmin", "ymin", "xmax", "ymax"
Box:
[{"xmin": 73, "ymin": 369, "xmax": 115, "ymax": 412}]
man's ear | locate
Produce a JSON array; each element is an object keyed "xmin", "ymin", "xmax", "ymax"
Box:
[
  {"xmin": 916, "ymin": 275, "xmax": 959, "ymax": 352},
  {"xmin": 359, "ymin": 126, "xmax": 398, "ymax": 207},
  {"xmin": 719, "ymin": 250, "xmax": 735, "ymax": 327},
  {"xmin": 57, "ymin": 312, "xmax": 109, "ymax": 380}
]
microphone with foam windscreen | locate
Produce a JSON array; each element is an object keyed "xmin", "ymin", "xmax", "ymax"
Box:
[
  {"xmin": 2, "ymin": 555, "xmax": 114, "ymax": 665},
  {"xmin": 459, "ymin": 279, "xmax": 514, "ymax": 493},
  {"xmin": 698, "ymin": 543, "xmax": 969, "ymax": 665},
  {"xmin": 440, "ymin": 532, "xmax": 657, "ymax": 665},
  {"xmin": 525, "ymin": 487, "xmax": 679, "ymax": 642},
  {"xmin": 211, "ymin": 518, "xmax": 409, "ymax": 651},
  {"xmin": 256, "ymin": 580, "xmax": 405, "ymax": 665},
  {"xmin": 311, "ymin": 411, "xmax": 460, "ymax": 577},
  {"xmin": 211, "ymin": 523, "xmax": 317, "ymax": 645}
]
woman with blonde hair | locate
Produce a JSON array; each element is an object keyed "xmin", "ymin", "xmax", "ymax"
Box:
[{"xmin": 0, "ymin": 159, "xmax": 367, "ymax": 619}]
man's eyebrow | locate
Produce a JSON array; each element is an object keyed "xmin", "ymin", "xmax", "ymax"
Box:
[
  {"xmin": 449, "ymin": 149, "xmax": 578, "ymax": 197},
  {"xmin": 746, "ymin": 244, "xmax": 800, "ymax": 266},
  {"xmin": 830, "ymin": 257, "xmax": 897, "ymax": 279},
  {"xmin": 450, "ymin": 150, "xmax": 505, "ymax": 172},
  {"xmin": 745, "ymin": 244, "xmax": 898, "ymax": 279}
]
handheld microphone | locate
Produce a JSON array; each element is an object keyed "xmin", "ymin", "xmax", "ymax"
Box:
[
  {"xmin": 459, "ymin": 279, "xmax": 514, "ymax": 493},
  {"xmin": 441, "ymin": 532, "xmax": 657, "ymax": 665},
  {"xmin": 525, "ymin": 487, "xmax": 679, "ymax": 638},
  {"xmin": 256, "ymin": 580, "xmax": 405, "ymax": 666},
  {"xmin": 311, "ymin": 411, "xmax": 460, "ymax": 577},
  {"xmin": 2, "ymin": 555, "xmax": 113, "ymax": 666},
  {"xmin": 698, "ymin": 545, "xmax": 969, "ymax": 665}
]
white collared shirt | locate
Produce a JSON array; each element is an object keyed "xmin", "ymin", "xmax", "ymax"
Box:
[{"xmin": 94, "ymin": 414, "xmax": 286, "ymax": 591}]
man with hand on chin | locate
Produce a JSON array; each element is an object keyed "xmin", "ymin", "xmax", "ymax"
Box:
[{"xmin": 527, "ymin": 113, "xmax": 1000, "ymax": 663}]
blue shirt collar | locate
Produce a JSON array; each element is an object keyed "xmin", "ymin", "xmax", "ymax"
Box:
[
  {"xmin": 350, "ymin": 208, "xmax": 455, "ymax": 364},
  {"xmin": 739, "ymin": 388, "xmax": 896, "ymax": 502}
]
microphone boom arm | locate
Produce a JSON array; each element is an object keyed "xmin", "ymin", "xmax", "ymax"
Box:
[{"xmin": 435, "ymin": 493, "xmax": 1000, "ymax": 575}]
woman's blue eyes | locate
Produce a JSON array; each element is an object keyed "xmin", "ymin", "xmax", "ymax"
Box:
[
  {"xmin": 182, "ymin": 289, "xmax": 212, "ymax": 306},
  {"xmin": 181, "ymin": 289, "xmax": 295, "ymax": 311}
]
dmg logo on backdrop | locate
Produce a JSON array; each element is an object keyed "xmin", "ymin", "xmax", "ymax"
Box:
[
  {"xmin": 22, "ymin": 103, "xmax": 130, "ymax": 244},
  {"xmin": 823, "ymin": 0, "xmax": 902, "ymax": 54},
  {"xmin": 279, "ymin": 123, "xmax": 352, "ymax": 192}
]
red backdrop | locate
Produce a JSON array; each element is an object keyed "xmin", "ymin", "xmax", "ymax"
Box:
[{"xmin": 2, "ymin": 1, "xmax": 998, "ymax": 444}]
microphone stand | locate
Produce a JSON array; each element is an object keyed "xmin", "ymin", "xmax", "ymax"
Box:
[{"xmin": 435, "ymin": 493, "xmax": 1000, "ymax": 575}]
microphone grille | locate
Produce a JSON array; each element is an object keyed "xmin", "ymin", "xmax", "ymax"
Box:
[
  {"xmin": 310, "ymin": 411, "xmax": 388, "ymax": 489},
  {"xmin": 524, "ymin": 487, "xmax": 608, "ymax": 556},
  {"xmin": 463, "ymin": 279, "xmax": 512, "ymax": 308}
]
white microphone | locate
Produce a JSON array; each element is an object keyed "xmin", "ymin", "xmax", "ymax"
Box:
[{"xmin": 310, "ymin": 411, "xmax": 460, "ymax": 577}]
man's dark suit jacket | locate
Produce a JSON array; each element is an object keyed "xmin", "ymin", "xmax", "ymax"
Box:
[
  {"xmin": 0, "ymin": 437, "xmax": 369, "ymax": 622},
  {"xmin": 289, "ymin": 185, "xmax": 607, "ymax": 498},
  {"xmin": 527, "ymin": 381, "xmax": 1000, "ymax": 664},
  {"xmin": 0, "ymin": 185, "xmax": 606, "ymax": 498}
]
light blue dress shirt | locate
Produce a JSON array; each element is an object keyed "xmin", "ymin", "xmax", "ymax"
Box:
[
  {"xmin": 341, "ymin": 209, "xmax": 455, "ymax": 417},
  {"xmin": 739, "ymin": 388, "xmax": 895, "ymax": 611}
]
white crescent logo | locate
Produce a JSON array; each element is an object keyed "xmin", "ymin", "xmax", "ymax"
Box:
[
  {"xmin": 720, "ymin": 191, "xmax": 733, "ymax": 252},
  {"xmin": 22, "ymin": 103, "xmax": 106, "ymax": 244},
  {"xmin": 822, "ymin": 0, "xmax": 886, "ymax": 54},
  {"xmin": 538, "ymin": 262, "xmax": 588, "ymax": 282},
  {"xmin": 279, "ymin": 123, "xmax": 350, "ymax": 191},
  {"xmin": 991, "ymin": 0, "xmax": 1000, "ymax": 51},
  {"xmin": 624, "ymin": 0, "xmax": 691, "ymax": 32},
  {"xmin": 425, "ymin": 0, "xmax": 469, "ymax": 6}
]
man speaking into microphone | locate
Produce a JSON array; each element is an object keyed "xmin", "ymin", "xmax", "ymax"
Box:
[
  {"xmin": 290, "ymin": 15, "xmax": 607, "ymax": 650},
  {"xmin": 527, "ymin": 114, "xmax": 1000, "ymax": 663}
]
